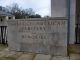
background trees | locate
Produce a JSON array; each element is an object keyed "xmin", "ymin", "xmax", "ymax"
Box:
[{"xmin": 3, "ymin": 3, "xmax": 41, "ymax": 19}]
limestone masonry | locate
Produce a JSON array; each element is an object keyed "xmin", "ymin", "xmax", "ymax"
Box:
[{"xmin": 7, "ymin": 18, "xmax": 67, "ymax": 56}]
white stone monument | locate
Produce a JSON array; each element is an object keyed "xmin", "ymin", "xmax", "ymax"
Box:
[
  {"xmin": 51, "ymin": 0, "xmax": 76, "ymax": 44},
  {"xmin": 7, "ymin": 18, "xmax": 67, "ymax": 56}
]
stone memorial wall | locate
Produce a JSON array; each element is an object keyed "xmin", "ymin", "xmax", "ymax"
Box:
[{"xmin": 7, "ymin": 18, "xmax": 67, "ymax": 56}]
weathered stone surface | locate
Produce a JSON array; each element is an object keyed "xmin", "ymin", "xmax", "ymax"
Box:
[
  {"xmin": 51, "ymin": 0, "xmax": 76, "ymax": 44},
  {"xmin": 52, "ymin": 56, "xmax": 69, "ymax": 60},
  {"xmin": 51, "ymin": 0, "xmax": 67, "ymax": 17},
  {"xmin": 34, "ymin": 54, "xmax": 51, "ymax": 60},
  {"xmin": 16, "ymin": 54, "xmax": 35, "ymax": 60},
  {"xmin": 7, "ymin": 18, "xmax": 67, "ymax": 56},
  {"xmin": 1, "ymin": 44, "xmax": 80, "ymax": 60},
  {"xmin": 0, "ymin": 50, "xmax": 22, "ymax": 60}
]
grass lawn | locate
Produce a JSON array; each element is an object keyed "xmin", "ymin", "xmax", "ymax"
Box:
[
  {"xmin": 0, "ymin": 44, "xmax": 7, "ymax": 51},
  {"xmin": 68, "ymin": 44, "xmax": 80, "ymax": 54}
]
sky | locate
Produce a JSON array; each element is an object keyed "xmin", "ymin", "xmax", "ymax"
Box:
[{"xmin": 0, "ymin": 0, "xmax": 51, "ymax": 17}]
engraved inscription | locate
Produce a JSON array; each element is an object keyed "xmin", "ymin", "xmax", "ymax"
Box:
[{"xmin": 7, "ymin": 19, "xmax": 67, "ymax": 56}]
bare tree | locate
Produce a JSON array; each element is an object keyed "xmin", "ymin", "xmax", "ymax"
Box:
[{"xmin": 5, "ymin": 3, "xmax": 41, "ymax": 19}]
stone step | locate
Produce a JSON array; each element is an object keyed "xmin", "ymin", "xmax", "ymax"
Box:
[
  {"xmin": 16, "ymin": 53, "xmax": 35, "ymax": 60},
  {"xmin": 52, "ymin": 56, "xmax": 69, "ymax": 60},
  {"xmin": 4, "ymin": 52, "xmax": 22, "ymax": 58},
  {"xmin": 34, "ymin": 54, "xmax": 51, "ymax": 60}
]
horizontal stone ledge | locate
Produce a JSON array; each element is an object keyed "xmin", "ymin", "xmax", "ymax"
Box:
[{"xmin": 7, "ymin": 17, "xmax": 68, "ymax": 21}]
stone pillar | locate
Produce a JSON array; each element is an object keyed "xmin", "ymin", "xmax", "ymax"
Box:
[
  {"xmin": 51, "ymin": 0, "xmax": 76, "ymax": 44},
  {"xmin": 51, "ymin": 0, "xmax": 67, "ymax": 17},
  {"xmin": 69, "ymin": 0, "xmax": 76, "ymax": 44}
]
